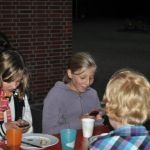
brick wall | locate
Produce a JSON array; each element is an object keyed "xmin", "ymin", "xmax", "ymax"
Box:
[{"xmin": 0, "ymin": 0, "xmax": 72, "ymax": 103}]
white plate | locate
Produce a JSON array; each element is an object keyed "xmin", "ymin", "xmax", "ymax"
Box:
[
  {"xmin": 21, "ymin": 133, "xmax": 59, "ymax": 150},
  {"xmin": 88, "ymin": 133, "xmax": 108, "ymax": 144}
]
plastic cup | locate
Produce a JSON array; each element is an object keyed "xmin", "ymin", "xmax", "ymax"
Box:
[
  {"xmin": 6, "ymin": 128, "xmax": 22, "ymax": 149},
  {"xmin": 81, "ymin": 118, "xmax": 95, "ymax": 138},
  {"xmin": 60, "ymin": 128, "xmax": 77, "ymax": 150}
]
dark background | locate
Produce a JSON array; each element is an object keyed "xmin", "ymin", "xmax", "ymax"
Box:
[
  {"xmin": 72, "ymin": 0, "xmax": 150, "ymax": 100},
  {"xmin": 73, "ymin": 0, "xmax": 150, "ymax": 19},
  {"xmin": 72, "ymin": 0, "xmax": 150, "ymax": 130}
]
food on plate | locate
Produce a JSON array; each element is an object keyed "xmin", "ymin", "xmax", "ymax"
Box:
[{"xmin": 40, "ymin": 138, "xmax": 48, "ymax": 146}]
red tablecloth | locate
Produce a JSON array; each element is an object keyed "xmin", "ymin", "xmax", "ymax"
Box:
[{"xmin": 0, "ymin": 125, "xmax": 110, "ymax": 150}]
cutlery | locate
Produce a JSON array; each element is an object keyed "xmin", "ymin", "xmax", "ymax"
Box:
[{"xmin": 21, "ymin": 141, "xmax": 43, "ymax": 148}]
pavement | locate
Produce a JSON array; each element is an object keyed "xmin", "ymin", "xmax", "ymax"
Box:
[
  {"xmin": 31, "ymin": 17, "xmax": 150, "ymax": 133},
  {"xmin": 73, "ymin": 17, "xmax": 150, "ymax": 98}
]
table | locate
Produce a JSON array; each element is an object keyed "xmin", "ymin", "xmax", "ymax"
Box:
[{"xmin": 0, "ymin": 125, "xmax": 110, "ymax": 150}]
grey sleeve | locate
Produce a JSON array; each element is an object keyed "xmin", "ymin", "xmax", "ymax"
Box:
[{"xmin": 42, "ymin": 91, "xmax": 68, "ymax": 134}]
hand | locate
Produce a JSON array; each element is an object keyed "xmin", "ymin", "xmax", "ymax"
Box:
[
  {"xmin": 16, "ymin": 119, "xmax": 30, "ymax": 133},
  {"xmin": 5, "ymin": 121, "xmax": 19, "ymax": 130},
  {"xmin": 88, "ymin": 109, "xmax": 105, "ymax": 120},
  {"xmin": 89, "ymin": 110, "xmax": 99, "ymax": 117},
  {"xmin": 95, "ymin": 113, "xmax": 102, "ymax": 120}
]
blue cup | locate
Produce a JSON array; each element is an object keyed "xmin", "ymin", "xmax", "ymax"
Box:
[{"xmin": 60, "ymin": 128, "xmax": 77, "ymax": 150}]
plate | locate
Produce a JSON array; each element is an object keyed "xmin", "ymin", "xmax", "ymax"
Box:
[
  {"xmin": 21, "ymin": 133, "xmax": 59, "ymax": 150},
  {"xmin": 88, "ymin": 133, "xmax": 108, "ymax": 144}
]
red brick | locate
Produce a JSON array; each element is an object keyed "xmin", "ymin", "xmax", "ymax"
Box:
[{"xmin": 0, "ymin": 0, "xmax": 72, "ymax": 103}]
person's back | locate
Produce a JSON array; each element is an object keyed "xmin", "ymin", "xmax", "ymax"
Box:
[
  {"xmin": 90, "ymin": 125, "xmax": 150, "ymax": 149},
  {"xmin": 90, "ymin": 68, "xmax": 150, "ymax": 150}
]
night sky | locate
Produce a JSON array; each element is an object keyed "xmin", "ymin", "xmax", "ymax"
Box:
[{"xmin": 73, "ymin": 0, "xmax": 150, "ymax": 19}]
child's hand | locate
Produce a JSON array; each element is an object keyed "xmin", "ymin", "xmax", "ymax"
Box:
[
  {"xmin": 5, "ymin": 121, "xmax": 19, "ymax": 130},
  {"xmin": 89, "ymin": 109, "xmax": 105, "ymax": 120},
  {"xmin": 17, "ymin": 119, "xmax": 30, "ymax": 133}
]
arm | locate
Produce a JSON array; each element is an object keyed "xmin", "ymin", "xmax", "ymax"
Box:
[
  {"xmin": 88, "ymin": 90, "xmax": 103, "ymax": 126},
  {"xmin": 42, "ymin": 90, "xmax": 68, "ymax": 134},
  {"xmin": 94, "ymin": 94, "xmax": 104, "ymax": 126},
  {"xmin": 0, "ymin": 121, "xmax": 20, "ymax": 139},
  {"xmin": 0, "ymin": 95, "xmax": 33, "ymax": 138},
  {"xmin": 0, "ymin": 96, "xmax": 22, "ymax": 138},
  {"xmin": 22, "ymin": 94, "xmax": 33, "ymax": 133}
]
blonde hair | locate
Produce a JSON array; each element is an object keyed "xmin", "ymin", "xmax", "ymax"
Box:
[
  {"xmin": 63, "ymin": 52, "xmax": 97, "ymax": 83},
  {"xmin": 103, "ymin": 68, "xmax": 150, "ymax": 125},
  {"xmin": 0, "ymin": 50, "xmax": 29, "ymax": 99}
]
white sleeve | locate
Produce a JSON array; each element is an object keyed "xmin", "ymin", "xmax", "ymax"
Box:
[{"xmin": 22, "ymin": 94, "xmax": 33, "ymax": 134}]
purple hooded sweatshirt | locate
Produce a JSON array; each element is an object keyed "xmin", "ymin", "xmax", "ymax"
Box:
[{"xmin": 42, "ymin": 81, "xmax": 102, "ymax": 134}]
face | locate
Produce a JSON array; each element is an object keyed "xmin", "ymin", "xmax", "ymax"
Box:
[
  {"xmin": 67, "ymin": 67, "xmax": 96, "ymax": 93},
  {"xmin": 2, "ymin": 77, "xmax": 22, "ymax": 92}
]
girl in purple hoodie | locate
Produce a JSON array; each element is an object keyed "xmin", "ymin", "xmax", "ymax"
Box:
[{"xmin": 42, "ymin": 52, "xmax": 102, "ymax": 134}]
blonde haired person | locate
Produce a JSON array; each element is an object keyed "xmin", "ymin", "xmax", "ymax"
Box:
[
  {"xmin": 90, "ymin": 68, "xmax": 150, "ymax": 150},
  {"xmin": 42, "ymin": 52, "xmax": 102, "ymax": 134},
  {"xmin": 0, "ymin": 50, "xmax": 33, "ymax": 139}
]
